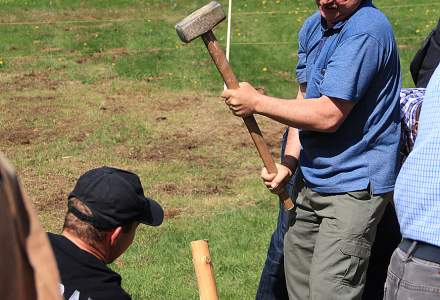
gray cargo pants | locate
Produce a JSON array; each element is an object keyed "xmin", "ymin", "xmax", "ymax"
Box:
[{"xmin": 284, "ymin": 181, "xmax": 391, "ymax": 300}]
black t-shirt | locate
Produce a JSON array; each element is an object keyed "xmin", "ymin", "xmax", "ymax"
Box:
[{"xmin": 48, "ymin": 233, "xmax": 131, "ymax": 300}]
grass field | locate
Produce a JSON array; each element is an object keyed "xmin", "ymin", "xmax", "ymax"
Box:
[{"xmin": 0, "ymin": 0, "xmax": 439, "ymax": 299}]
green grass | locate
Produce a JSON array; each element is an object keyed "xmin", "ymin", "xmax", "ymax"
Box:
[
  {"xmin": 0, "ymin": 0, "xmax": 439, "ymax": 299},
  {"xmin": 115, "ymin": 201, "xmax": 277, "ymax": 299}
]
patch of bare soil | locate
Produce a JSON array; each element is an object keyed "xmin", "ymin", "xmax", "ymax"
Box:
[
  {"xmin": 2, "ymin": 74, "xmax": 86, "ymax": 146},
  {"xmin": 3, "ymin": 128, "xmax": 40, "ymax": 145},
  {"xmin": 1, "ymin": 105, "xmax": 73, "ymax": 146},
  {"xmin": 156, "ymin": 178, "xmax": 233, "ymax": 197},
  {"xmin": 164, "ymin": 208, "xmax": 185, "ymax": 219},
  {"xmin": 5, "ymin": 71, "xmax": 61, "ymax": 92},
  {"xmin": 19, "ymin": 170, "xmax": 74, "ymax": 214},
  {"xmin": 98, "ymin": 95, "xmax": 127, "ymax": 113},
  {"xmin": 260, "ymin": 122, "xmax": 286, "ymax": 151},
  {"xmin": 4, "ymin": 81, "xmax": 284, "ymax": 217},
  {"xmin": 150, "ymin": 95, "xmax": 202, "ymax": 113},
  {"xmin": 139, "ymin": 93, "xmax": 284, "ymax": 161},
  {"xmin": 36, "ymin": 188, "xmax": 69, "ymax": 213},
  {"xmin": 126, "ymin": 130, "xmax": 208, "ymax": 162},
  {"xmin": 192, "ymin": 184, "xmax": 227, "ymax": 195},
  {"xmin": 228, "ymin": 119, "xmax": 285, "ymax": 154},
  {"xmin": 10, "ymin": 95, "xmax": 57, "ymax": 102},
  {"xmin": 74, "ymin": 48, "xmax": 130, "ymax": 65},
  {"xmin": 69, "ymin": 131, "xmax": 90, "ymax": 143}
]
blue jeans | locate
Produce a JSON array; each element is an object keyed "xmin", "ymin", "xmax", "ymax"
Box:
[
  {"xmin": 255, "ymin": 129, "xmax": 295, "ymax": 300},
  {"xmin": 255, "ymin": 180, "xmax": 294, "ymax": 300}
]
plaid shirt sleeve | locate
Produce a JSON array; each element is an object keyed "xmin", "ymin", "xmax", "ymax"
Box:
[{"xmin": 399, "ymin": 88, "xmax": 425, "ymax": 161}]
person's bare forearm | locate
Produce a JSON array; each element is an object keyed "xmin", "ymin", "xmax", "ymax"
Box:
[
  {"xmin": 262, "ymin": 84, "xmax": 330, "ymax": 131},
  {"xmin": 254, "ymin": 94, "xmax": 350, "ymax": 132},
  {"xmin": 222, "ymin": 82, "xmax": 354, "ymax": 132},
  {"xmin": 281, "ymin": 85, "xmax": 304, "ymax": 172},
  {"xmin": 259, "ymin": 86, "xmax": 304, "ymax": 191},
  {"xmin": 282, "ymin": 127, "xmax": 300, "ymax": 172}
]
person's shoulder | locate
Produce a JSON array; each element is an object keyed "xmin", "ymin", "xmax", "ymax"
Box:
[
  {"xmin": 113, "ymin": 288, "xmax": 132, "ymax": 300},
  {"xmin": 346, "ymin": 5, "xmax": 393, "ymax": 40},
  {"xmin": 299, "ymin": 11, "xmax": 321, "ymax": 40},
  {"xmin": 47, "ymin": 232, "xmax": 61, "ymax": 240},
  {"xmin": 60, "ymin": 263, "xmax": 131, "ymax": 300},
  {"xmin": 47, "ymin": 232, "xmax": 64, "ymax": 248},
  {"xmin": 302, "ymin": 11, "xmax": 321, "ymax": 30},
  {"xmin": 353, "ymin": 2, "xmax": 389, "ymax": 23},
  {"xmin": 47, "ymin": 232, "xmax": 80, "ymax": 255},
  {"xmin": 98, "ymin": 268, "xmax": 131, "ymax": 300}
]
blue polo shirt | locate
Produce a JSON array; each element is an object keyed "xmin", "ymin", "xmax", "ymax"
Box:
[{"xmin": 295, "ymin": 1, "xmax": 401, "ymax": 194}]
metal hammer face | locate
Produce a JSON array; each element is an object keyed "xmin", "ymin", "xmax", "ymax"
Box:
[{"xmin": 175, "ymin": 1, "xmax": 226, "ymax": 43}]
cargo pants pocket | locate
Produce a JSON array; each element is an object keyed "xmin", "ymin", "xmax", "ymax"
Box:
[{"xmin": 340, "ymin": 241, "xmax": 371, "ymax": 286}]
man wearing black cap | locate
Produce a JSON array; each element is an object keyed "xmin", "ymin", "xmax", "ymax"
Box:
[{"xmin": 48, "ymin": 167, "xmax": 164, "ymax": 300}]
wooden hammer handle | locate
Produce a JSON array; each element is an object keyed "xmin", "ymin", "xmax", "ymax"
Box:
[{"xmin": 202, "ymin": 31, "xmax": 294, "ymax": 210}]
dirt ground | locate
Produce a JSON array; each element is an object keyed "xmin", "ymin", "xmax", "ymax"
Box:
[{"xmin": 1, "ymin": 68, "xmax": 286, "ymax": 229}]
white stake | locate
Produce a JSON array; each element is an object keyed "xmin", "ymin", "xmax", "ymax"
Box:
[{"xmin": 224, "ymin": 0, "xmax": 232, "ymax": 90}]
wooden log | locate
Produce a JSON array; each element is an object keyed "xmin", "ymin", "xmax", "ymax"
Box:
[{"xmin": 191, "ymin": 240, "xmax": 219, "ymax": 300}]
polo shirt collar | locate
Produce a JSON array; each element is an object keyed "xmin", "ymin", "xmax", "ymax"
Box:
[{"xmin": 320, "ymin": 17, "xmax": 347, "ymax": 32}]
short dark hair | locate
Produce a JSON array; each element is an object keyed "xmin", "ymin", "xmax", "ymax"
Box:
[{"xmin": 63, "ymin": 198, "xmax": 133, "ymax": 248}]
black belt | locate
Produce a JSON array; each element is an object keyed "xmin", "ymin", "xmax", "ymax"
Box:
[{"xmin": 399, "ymin": 238, "xmax": 440, "ymax": 264}]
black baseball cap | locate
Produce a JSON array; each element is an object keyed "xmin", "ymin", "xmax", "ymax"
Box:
[{"xmin": 68, "ymin": 167, "xmax": 164, "ymax": 230}]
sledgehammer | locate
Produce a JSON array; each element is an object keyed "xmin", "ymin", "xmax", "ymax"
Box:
[{"xmin": 175, "ymin": 1, "xmax": 294, "ymax": 210}]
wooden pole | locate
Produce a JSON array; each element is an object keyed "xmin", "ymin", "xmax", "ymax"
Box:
[{"xmin": 191, "ymin": 240, "xmax": 219, "ymax": 300}]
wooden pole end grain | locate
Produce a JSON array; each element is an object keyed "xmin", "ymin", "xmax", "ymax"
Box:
[{"xmin": 191, "ymin": 240, "xmax": 219, "ymax": 300}]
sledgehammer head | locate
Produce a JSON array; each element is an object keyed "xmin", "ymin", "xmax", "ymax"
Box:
[{"xmin": 175, "ymin": 1, "xmax": 226, "ymax": 43}]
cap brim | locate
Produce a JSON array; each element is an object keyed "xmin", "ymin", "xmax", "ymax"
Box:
[{"xmin": 140, "ymin": 197, "xmax": 164, "ymax": 227}]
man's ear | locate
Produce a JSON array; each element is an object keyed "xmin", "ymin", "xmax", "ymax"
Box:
[{"xmin": 109, "ymin": 226, "xmax": 123, "ymax": 246}]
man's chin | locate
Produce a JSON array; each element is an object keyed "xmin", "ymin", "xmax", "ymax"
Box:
[
  {"xmin": 321, "ymin": 15, "xmax": 339, "ymax": 26},
  {"xmin": 320, "ymin": 9, "xmax": 339, "ymax": 21}
]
